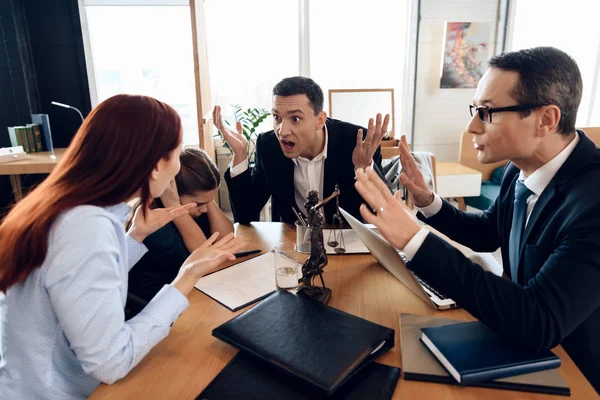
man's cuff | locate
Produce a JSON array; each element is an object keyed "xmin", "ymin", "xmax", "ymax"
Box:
[
  {"xmin": 402, "ymin": 228, "xmax": 429, "ymax": 261},
  {"xmin": 354, "ymin": 159, "xmax": 375, "ymax": 174},
  {"xmin": 417, "ymin": 193, "xmax": 443, "ymax": 218},
  {"xmin": 229, "ymin": 158, "xmax": 249, "ymax": 178}
]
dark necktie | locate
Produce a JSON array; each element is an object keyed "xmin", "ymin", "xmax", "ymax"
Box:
[{"xmin": 509, "ymin": 180, "xmax": 533, "ymax": 283}]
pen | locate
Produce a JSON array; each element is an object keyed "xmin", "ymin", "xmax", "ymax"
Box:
[
  {"xmin": 291, "ymin": 206, "xmax": 307, "ymax": 226},
  {"xmin": 234, "ymin": 249, "xmax": 261, "ymax": 258}
]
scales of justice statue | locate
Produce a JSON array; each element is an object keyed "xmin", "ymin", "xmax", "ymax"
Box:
[{"xmin": 298, "ymin": 185, "xmax": 344, "ymax": 304}]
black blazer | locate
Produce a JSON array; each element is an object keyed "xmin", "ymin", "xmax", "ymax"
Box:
[
  {"xmin": 224, "ymin": 118, "xmax": 383, "ymax": 224},
  {"xmin": 408, "ymin": 131, "xmax": 600, "ymax": 393}
]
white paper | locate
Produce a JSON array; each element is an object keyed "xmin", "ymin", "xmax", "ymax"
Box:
[
  {"xmin": 322, "ymin": 229, "xmax": 371, "ymax": 254},
  {"xmin": 370, "ymin": 340, "xmax": 387, "ymax": 355},
  {"xmin": 0, "ymin": 146, "xmax": 25, "ymax": 156},
  {"xmin": 194, "ymin": 252, "xmax": 297, "ymax": 311}
]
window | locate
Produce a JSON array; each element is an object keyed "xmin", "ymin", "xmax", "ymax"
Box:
[
  {"xmin": 203, "ymin": 0, "xmax": 413, "ymax": 135},
  {"xmin": 203, "ymin": 0, "xmax": 299, "ymax": 131},
  {"xmin": 508, "ymin": 0, "xmax": 600, "ymax": 127},
  {"xmin": 82, "ymin": 3, "xmax": 199, "ymax": 145},
  {"xmin": 81, "ymin": 0, "xmax": 415, "ymax": 143},
  {"xmin": 310, "ymin": 0, "xmax": 410, "ymax": 132}
]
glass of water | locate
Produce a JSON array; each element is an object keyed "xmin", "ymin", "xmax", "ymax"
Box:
[{"xmin": 273, "ymin": 242, "xmax": 298, "ymax": 291}]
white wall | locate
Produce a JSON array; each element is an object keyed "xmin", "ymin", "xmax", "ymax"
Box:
[{"xmin": 412, "ymin": 0, "xmax": 500, "ymax": 161}]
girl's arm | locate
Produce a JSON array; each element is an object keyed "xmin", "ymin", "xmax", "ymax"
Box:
[
  {"xmin": 206, "ymin": 200, "xmax": 234, "ymax": 236},
  {"xmin": 161, "ymin": 180, "xmax": 208, "ymax": 252}
]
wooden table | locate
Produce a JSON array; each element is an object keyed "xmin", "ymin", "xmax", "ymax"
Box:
[
  {"xmin": 436, "ymin": 162, "xmax": 482, "ymax": 211},
  {"xmin": 0, "ymin": 148, "xmax": 66, "ymax": 200},
  {"xmin": 90, "ymin": 223, "xmax": 598, "ymax": 399}
]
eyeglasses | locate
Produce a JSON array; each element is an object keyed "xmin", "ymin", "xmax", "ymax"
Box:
[{"xmin": 469, "ymin": 103, "xmax": 548, "ymax": 124}]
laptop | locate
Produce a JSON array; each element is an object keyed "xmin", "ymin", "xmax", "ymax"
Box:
[{"xmin": 339, "ymin": 207, "xmax": 457, "ymax": 310}]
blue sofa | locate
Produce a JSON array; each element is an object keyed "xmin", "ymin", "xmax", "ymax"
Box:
[{"xmin": 464, "ymin": 165, "xmax": 505, "ymax": 211}]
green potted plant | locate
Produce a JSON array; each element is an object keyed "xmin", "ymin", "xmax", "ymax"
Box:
[{"xmin": 214, "ymin": 104, "xmax": 270, "ymax": 163}]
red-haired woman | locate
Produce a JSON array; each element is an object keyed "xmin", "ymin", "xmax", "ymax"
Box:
[{"xmin": 0, "ymin": 94, "xmax": 243, "ymax": 399}]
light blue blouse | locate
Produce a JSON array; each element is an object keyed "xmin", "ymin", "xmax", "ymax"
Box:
[{"xmin": 0, "ymin": 203, "xmax": 189, "ymax": 399}]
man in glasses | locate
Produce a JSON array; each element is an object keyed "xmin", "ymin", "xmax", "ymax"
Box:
[{"xmin": 354, "ymin": 47, "xmax": 600, "ymax": 393}]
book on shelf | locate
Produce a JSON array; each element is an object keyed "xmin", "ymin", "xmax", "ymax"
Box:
[
  {"xmin": 31, "ymin": 114, "xmax": 53, "ymax": 152},
  {"xmin": 7, "ymin": 127, "xmax": 18, "ymax": 147},
  {"xmin": 13, "ymin": 126, "xmax": 30, "ymax": 152},
  {"xmin": 7, "ymin": 124, "xmax": 43, "ymax": 153},
  {"xmin": 28, "ymin": 124, "xmax": 43, "ymax": 152}
]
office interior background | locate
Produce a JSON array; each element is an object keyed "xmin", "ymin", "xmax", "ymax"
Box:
[
  {"xmin": 3, "ymin": 1, "xmax": 600, "ymax": 397},
  {"xmin": 2, "ymin": 0, "xmax": 600, "ymax": 215}
]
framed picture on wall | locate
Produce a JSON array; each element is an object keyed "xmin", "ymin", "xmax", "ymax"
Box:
[
  {"xmin": 328, "ymin": 88, "xmax": 395, "ymax": 137},
  {"xmin": 440, "ymin": 22, "xmax": 495, "ymax": 89}
]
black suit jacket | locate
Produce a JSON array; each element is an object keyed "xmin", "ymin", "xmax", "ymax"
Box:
[
  {"xmin": 224, "ymin": 118, "xmax": 383, "ymax": 224},
  {"xmin": 409, "ymin": 131, "xmax": 600, "ymax": 393}
]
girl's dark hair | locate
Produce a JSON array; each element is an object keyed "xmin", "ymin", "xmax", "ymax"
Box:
[
  {"xmin": 124, "ymin": 148, "xmax": 220, "ymax": 231},
  {"xmin": 175, "ymin": 148, "xmax": 220, "ymax": 195}
]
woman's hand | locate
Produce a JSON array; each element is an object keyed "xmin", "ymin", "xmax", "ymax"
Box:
[
  {"xmin": 184, "ymin": 232, "xmax": 244, "ymax": 277},
  {"xmin": 197, "ymin": 232, "xmax": 243, "ymax": 252},
  {"xmin": 171, "ymin": 232, "xmax": 245, "ymax": 296},
  {"xmin": 128, "ymin": 202, "xmax": 196, "ymax": 243}
]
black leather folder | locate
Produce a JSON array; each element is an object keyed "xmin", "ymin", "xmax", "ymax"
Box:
[
  {"xmin": 212, "ymin": 291, "xmax": 395, "ymax": 396},
  {"xmin": 197, "ymin": 351, "xmax": 400, "ymax": 400}
]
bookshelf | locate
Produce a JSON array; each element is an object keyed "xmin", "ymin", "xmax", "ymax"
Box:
[{"xmin": 0, "ymin": 148, "xmax": 66, "ymax": 200}]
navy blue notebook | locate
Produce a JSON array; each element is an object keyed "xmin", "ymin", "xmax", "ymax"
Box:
[{"xmin": 420, "ymin": 321, "xmax": 561, "ymax": 385}]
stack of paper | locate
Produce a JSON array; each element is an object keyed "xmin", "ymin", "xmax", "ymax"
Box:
[{"xmin": 195, "ymin": 252, "xmax": 296, "ymax": 311}]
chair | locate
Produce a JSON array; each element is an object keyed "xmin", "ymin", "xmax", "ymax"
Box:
[
  {"xmin": 458, "ymin": 131, "xmax": 507, "ymax": 182},
  {"xmin": 577, "ymin": 127, "xmax": 600, "ymax": 145},
  {"xmin": 380, "ymin": 138, "xmax": 400, "ymax": 160}
]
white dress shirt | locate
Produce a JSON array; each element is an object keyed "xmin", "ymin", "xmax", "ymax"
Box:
[
  {"xmin": 403, "ymin": 133, "xmax": 580, "ymax": 261},
  {"xmin": 229, "ymin": 126, "xmax": 329, "ymax": 213}
]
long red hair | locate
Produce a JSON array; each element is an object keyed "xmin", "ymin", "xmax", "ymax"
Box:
[{"xmin": 0, "ymin": 94, "xmax": 182, "ymax": 292}]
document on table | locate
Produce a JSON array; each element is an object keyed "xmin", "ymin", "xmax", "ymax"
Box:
[
  {"xmin": 194, "ymin": 252, "xmax": 296, "ymax": 311},
  {"xmin": 320, "ymin": 228, "xmax": 374, "ymax": 254}
]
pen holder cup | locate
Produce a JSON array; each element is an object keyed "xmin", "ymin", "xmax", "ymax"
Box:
[{"xmin": 295, "ymin": 221, "xmax": 311, "ymax": 254}]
